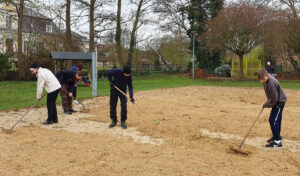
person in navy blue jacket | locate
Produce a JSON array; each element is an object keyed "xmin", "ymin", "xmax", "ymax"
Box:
[
  {"xmin": 107, "ymin": 66, "xmax": 134, "ymax": 129},
  {"xmin": 56, "ymin": 70, "xmax": 83, "ymax": 114},
  {"xmin": 70, "ymin": 63, "xmax": 90, "ymax": 104}
]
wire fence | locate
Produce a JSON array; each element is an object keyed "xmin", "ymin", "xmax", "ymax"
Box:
[{"xmin": 97, "ymin": 64, "xmax": 188, "ymax": 78}]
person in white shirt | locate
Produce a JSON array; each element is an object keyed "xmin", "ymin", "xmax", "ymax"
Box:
[{"xmin": 29, "ymin": 62, "xmax": 61, "ymax": 125}]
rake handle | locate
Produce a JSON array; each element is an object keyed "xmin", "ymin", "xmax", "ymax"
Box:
[
  {"xmin": 239, "ymin": 108, "xmax": 264, "ymax": 149},
  {"xmin": 9, "ymin": 93, "xmax": 47, "ymax": 131},
  {"xmin": 112, "ymin": 85, "xmax": 159, "ymax": 123}
]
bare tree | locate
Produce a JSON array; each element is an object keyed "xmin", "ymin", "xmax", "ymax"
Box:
[
  {"xmin": 18, "ymin": 0, "xmax": 25, "ymax": 79},
  {"xmin": 115, "ymin": 0, "xmax": 123, "ymax": 66},
  {"xmin": 2, "ymin": 0, "xmax": 26, "ymax": 79},
  {"xmin": 65, "ymin": 0, "xmax": 72, "ymax": 51},
  {"xmin": 154, "ymin": 0, "xmax": 190, "ymax": 39},
  {"xmin": 207, "ymin": 4, "xmax": 266, "ymax": 78},
  {"xmin": 127, "ymin": 0, "xmax": 154, "ymax": 66},
  {"xmin": 280, "ymin": 0, "xmax": 299, "ymax": 20}
]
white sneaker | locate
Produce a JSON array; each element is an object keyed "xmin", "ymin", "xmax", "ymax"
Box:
[{"xmin": 73, "ymin": 100, "xmax": 79, "ymax": 104}]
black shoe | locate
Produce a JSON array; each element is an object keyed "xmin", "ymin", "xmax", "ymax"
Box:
[
  {"xmin": 70, "ymin": 109, "xmax": 77, "ymax": 113},
  {"xmin": 265, "ymin": 141, "xmax": 282, "ymax": 148},
  {"xmin": 109, "ymin": 121, "xmax": 117, "ymax": 128},
  {"xmin": 53, "ymin": 121, "xmax": 58, "ymax": 124},
  {"xmin": 267, "ymin": 136, "xmax": 282, "ymax": 143},
  {"xmin": 121, "ymin": 121, "xmax": 127, "ymax": 129},
  {"xmin": 64, "ymin": 111, "xmax": 72, "ymax": 114},
  {"xmin": 42, "ymin": 121, "xmax": 53, "ymax": 125}
]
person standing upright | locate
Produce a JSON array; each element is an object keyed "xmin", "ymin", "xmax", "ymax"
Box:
[
  {"xmin": 266, "ymin": 61, "xmax": 275, "ymax": 74},
  {"xmin": 29, "ymin": 62, "xmax": 61, "ymax": 125},
  {"xmin": 69, "ymin": 63, "xmax": 90, "ymax": 104},
  {"xmin": 258, "ymin": 68, "xmax": 287, "ymax": 148},
  {"xmin": 107, "ymin": 66, "xmax": 134, "ymax": 129},
  {"xmin": 56, "ymin": 70, "xmax": 83, "ymax": 114}
]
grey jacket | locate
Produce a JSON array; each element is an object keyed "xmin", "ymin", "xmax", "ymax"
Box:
[{"xmin": 263, "ymin": 74, "xmax": 287, "ymax": 108}]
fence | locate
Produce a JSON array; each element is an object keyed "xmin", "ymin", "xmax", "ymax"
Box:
[
  {"xmin": 231, "ymin": 58, "xmax": 261, "ymax": 78},
  {"xmin": 97, "ymin": 64, "xmax": 188, "ymax": 78}
]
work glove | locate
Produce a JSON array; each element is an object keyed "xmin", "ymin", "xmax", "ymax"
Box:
[
  {"xmin": 130, "ymin": 97, "xmax": 135, "ymax": 104},
  {"xmin": 86, "ymin": 83, "xmax": 90, "ymax": 87}
]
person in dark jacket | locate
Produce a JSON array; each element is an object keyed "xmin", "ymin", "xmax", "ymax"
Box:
[
  {"xmin": 56, "ymin": 70, "xmax": 83, "ymax": 114},
  {"xmin": 266, "ymin": 61, "xmax": 275, "ymax": 74},
  {"xmin": 107, "ymin": 66, "xmax": 134, "ymax": 129},
  {"xmin": 258, "ymin": 68, "xmax": 287, "ymax": 148},
  {"xmin": 70, "ymin": 63, "xmax": 90, "ymax": 104}
]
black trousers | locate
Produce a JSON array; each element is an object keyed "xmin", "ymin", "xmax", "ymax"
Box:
[
  {"xmin": 110, "ymin": 90, "xmax": 127, "ymax": 122},
  {"xmin": 47, "ymin": 89, "xmax": 60, "ymax": 123},
  {"xmin": 269, "ymin": 105, "xmax": 284, "ymax": 141}
]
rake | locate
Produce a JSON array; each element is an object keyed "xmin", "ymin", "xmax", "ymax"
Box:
[
  {"xmin": 230, "ymin": 108, "xmax": 264, "ymax": 155},
  {"xmin": 113, "ymin": 85, "xmax": 160, "ymax": 125},
  {"xmin": 1, "ymin": 93, "xmax": 47, "ymax": 133}
]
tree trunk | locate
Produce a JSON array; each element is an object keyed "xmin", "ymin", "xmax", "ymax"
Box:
[
  {"xmin": 64, "ymin": 0, "xmax": 73, "ymax": 69},
  {"xmin": 127, "ymin": 0, "xmax": 143, "ymax": 66},
  {"xmin": 239, "ymin": 54, "xmax": 244, "ymax": 79},
  {"xmin": 65, "ymin": 0, "xmax": 72, "ymax": 51},
  {"xmin": 88, "ymin": 0, "xmax": 95, "ymax": 82},
  {"xmin": 18, "ymin": 0, "xmax": 25, "ymax": 80},
  {"xmin": 115, "ymin": 0, "xmax": 123, "ymax": 66}
]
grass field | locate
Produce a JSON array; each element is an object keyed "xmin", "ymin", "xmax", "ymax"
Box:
[{"xmin": 0, "ymin": 73, "xmax": 300, "ymax": 111}]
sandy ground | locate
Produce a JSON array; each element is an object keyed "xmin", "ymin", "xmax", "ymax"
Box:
[{"xmin": 0, "ymin": 86, "xmax": 299, "ymax": 176}]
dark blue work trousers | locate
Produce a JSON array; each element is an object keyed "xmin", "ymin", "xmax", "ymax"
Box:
[
  {"xmin": 110, "ymin": 90, "xmax": 127, "ymax": 122},
  {"xmin": 269, "ymin": 105, "xmax": 284, "ymax": 141}
]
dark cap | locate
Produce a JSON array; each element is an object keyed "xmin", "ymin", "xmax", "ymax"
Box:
[
  {"xmin": 29, "ymin": 61, "xmax": 39, "ymax": 69},
  {"xmin": 258, "ymin": 68, "xmax": 268, "ymax": 79},
  {"xmin": 123, "ymin": 66, "xmax": 132, "ymax": 74}
]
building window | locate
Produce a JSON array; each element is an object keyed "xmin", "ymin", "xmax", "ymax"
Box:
[
  {"xmin": 5, "ymin": 15, "xmax": 13, "ymax": 29},
  {"xmin": 46, "ymin": 25, "xmax": 52, "ymax": 33}
]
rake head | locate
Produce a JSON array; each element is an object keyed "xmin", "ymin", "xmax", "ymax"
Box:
[
  {"xmin": 228, "ymin": 146, "xmax": 251, "ymax": 156},
  {"xmin": 1, "ymin": 127, "xmax": 14, "ymax": 134}
]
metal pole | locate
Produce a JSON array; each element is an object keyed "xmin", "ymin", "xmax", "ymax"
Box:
[
  {"xmin": 92, "ymin": 47, "xmax": 97, "ymax": 96},
  {"xmin": 192, "ymin": 32, "xmax": 195, "ymax": 78}
]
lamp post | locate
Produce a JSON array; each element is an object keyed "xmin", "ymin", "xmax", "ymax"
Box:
[{"xmin": 192, "ymin": 31, "xmax": 195, "ymax": 78}]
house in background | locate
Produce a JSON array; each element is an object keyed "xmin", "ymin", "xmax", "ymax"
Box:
[{"xmin": 0, "ymin": 3, "xmax": 89, "ymax": 62}]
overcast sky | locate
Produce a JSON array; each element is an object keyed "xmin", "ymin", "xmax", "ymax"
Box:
[{"xmin": 37, "ymin": 0, "xmax": 288, "ymax": 48}]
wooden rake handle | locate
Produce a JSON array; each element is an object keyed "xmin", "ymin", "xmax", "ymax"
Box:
[
  {"xmin": 9, "ymin": 93, "xmax": 47, "ymax": 131},
  {"xmin": 239, "ymin": 108, "xmax": 264, "ymax": 149},
  {"xmin": 112, "ymin": 85, "xmax": 160, "ymax": 124}
]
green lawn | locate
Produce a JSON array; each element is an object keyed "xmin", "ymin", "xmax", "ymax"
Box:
[{"xmin": 0, "ymin": 73, "xmax": 300, "ymax": 111}]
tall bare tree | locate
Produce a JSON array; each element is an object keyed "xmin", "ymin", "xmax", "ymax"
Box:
[
  {"xmin": 63, "ymin": 0, "xmax": 73, "ymax": 69},
  {"xmin": 115, "ymin": 0, "xmax": 123, "ymax": 66},
  {"xmin": 127, "ymin": 0, "xmax": 153, "ymax": 66},
  {"xmin": 3, "ymin": 0, "xmax": 26, "ymax": 79},
  {"xmin": 17, "ymin": 0, "xmax": 25, "ymax": 79},
  {"xmin": 65, "ymin": 0, "xmax": 72, "ymax": 51}
]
